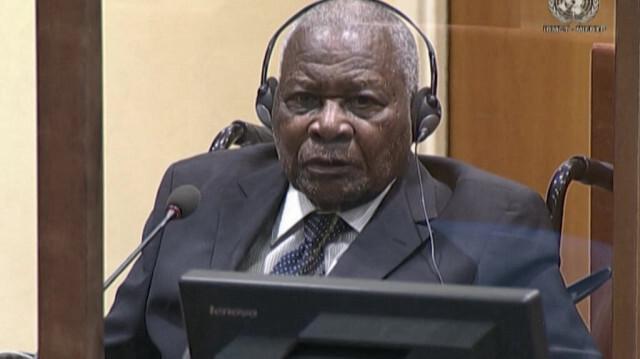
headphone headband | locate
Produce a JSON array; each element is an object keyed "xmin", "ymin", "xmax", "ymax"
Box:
[
  {"xmin": 256, "ymin": 0, "xmax": 442, "ymax": 142},
  {"xmin": 259, "ymin": 0, "xmax": 438, "ymax": 98}
]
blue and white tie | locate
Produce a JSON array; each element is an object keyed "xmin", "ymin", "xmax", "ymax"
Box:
[{"xmin": 271, "ymin": 213, "xmax": 348, "ymax": 276}]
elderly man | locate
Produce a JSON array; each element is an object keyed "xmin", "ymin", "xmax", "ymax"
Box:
[{"xmin": 105, "ymin": 0, "xmax": 601, "ymax": 358}]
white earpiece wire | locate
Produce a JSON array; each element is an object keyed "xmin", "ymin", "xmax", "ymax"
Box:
[{"xmin": 414, "ymin": 141, "xmax": 444, "ymax": 284}]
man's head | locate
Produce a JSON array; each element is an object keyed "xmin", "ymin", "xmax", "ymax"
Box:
[{"xmin": 272, "ymin": 0, "xmax": 419, "ymax": 212}]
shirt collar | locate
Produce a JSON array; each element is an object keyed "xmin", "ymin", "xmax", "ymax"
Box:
[{"xmin": 274, "ymin": 181, "xmax": 395, "ymax": 243}]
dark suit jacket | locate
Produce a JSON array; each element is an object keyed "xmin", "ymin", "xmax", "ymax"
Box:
[{"xmin": 104, "ymin": 143, "xmax": 601, "ymax": 358}]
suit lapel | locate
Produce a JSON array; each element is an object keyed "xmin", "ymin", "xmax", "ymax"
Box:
[
  {"xmin": 208, "ymin": 151, "xmax": 452, "ymax": 279},
  {"xmin": 211, "ymin": 160, "xmax": 288, "ymax": 270},
  {"xmin": 329, "ymin": 155, "xmax": 449, "ymax": 280}
]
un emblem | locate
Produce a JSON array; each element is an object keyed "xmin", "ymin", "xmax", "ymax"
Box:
[{"xmin": 548, "ymin": 0, "xmax": 599, "ymax": 23}]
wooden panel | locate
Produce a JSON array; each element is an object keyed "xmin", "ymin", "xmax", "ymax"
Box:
[
  {"xmin": 449, "ymin": 0, "xmax": 521, "ymax": 28},
  {"xmin": 449, "ymin": 0, "xmax": 614, "ymax": 324},
  {"xmin": 590, "ymin": 42, "xmax": 615, "ymax": 359},
  {"xmin": 612, "ymin": 0, "xmax": 640, "ymax": 356},
  {"xmin": 36, "ymin": 0, "xmax": 104, "ymax": 358}
]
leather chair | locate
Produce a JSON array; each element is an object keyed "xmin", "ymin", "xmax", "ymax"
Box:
[
  {"xmin": 209, "ymin": 120, "xmax": 273, "ymax": 152},
  {"xmin": 0, "ymin": 351, "xmax": 36, "ymax": 359},
  {"xmin": 546, "ymin": 155, "xmax": 613, "ymax": 303}
]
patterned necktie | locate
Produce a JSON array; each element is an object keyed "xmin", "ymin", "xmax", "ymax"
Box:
[{"xmin": 271, "ymin": 213, "xmax": 348, "ymax": 276}]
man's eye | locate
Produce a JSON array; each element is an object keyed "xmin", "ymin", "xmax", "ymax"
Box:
[
  {"xmin": 288, "ymin": 93, "xmax": 321, "ymax": 111},
  {"xmin": 351, "ymin": 96, "xmax": 374, "ymax": 108},
  {"xmin": 347, "ymin": 96, "xmax": 381, "ymax": 115}
]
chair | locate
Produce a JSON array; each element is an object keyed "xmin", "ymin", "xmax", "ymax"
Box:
[
  {"xmin": 546, "ymin": 155, "xmax": 613, "ymax": 303},
  {"xmin": 0, "ymin": 351, "xmax": 36, "ymax": 359},
  {"xmin": 209, "ymin": 122, "xmax": 613, "ymax": 304},
  {"xmin": 209, "ymin": 120, "xmax": 273, "ymax": 152}
]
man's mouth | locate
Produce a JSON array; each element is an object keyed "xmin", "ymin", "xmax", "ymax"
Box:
[{"xmin": 302, "ymin": 158, "xmax": 354, "ymax": 176}]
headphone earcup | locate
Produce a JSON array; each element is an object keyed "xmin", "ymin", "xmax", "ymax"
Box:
[
  {"xmin": 411, "ymin": 87, "xmax": 441, "ymax": 143},
  {"xmin": 255, "ymin": 77, "xmax": 279, "ymax": 129}
]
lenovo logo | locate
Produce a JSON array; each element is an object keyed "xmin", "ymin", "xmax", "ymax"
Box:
[{"xmin": 209, "ymin": 305, "xmax": 258, "ymax": 319}]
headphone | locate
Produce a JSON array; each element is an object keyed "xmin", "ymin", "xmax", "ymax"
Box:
[{"xmin": 255, "ymin": 0, "xmax": 442, "ymax": 143}]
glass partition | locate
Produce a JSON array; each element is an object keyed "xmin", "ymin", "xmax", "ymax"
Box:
[
  {"xmin": 101, "ymin": 0, "xmax": 616, "ymax": 356},
  {"xmin": 100, "ymin": 1, "xmax": 616, "ymax": 355},
  {"xmin": 0, "ymin": 0, "xmax": 620, "ymax": 355},
  {"xmin": 447, "ymin": 2, "xmax": 614, "ymax": 355}
]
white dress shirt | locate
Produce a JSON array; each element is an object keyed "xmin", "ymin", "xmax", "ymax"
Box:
[{"xmin": 240, "ymin": 182, "xmax": 393, "ymax": 275}]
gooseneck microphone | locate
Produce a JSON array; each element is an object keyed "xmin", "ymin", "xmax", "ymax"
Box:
[{"xmin": 104, "ymin": 184, "xmax": 201, "ymax": 291}]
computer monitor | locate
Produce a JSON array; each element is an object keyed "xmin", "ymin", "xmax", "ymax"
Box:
[{"xmin": 179, "ymin": 270, "xmax": 549, "ymax": 359}]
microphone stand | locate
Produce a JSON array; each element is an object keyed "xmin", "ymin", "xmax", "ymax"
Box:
[{"xmin": 103, "ymin": 208, "xmax": 177, "ymax": 291}]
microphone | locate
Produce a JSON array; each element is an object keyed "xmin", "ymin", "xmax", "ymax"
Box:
[{"xmin": 104, "ymin": 184, "xmax": 201, "ymax": 290}]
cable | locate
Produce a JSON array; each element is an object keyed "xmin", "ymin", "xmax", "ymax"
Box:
[{"xmin": 414, "ymin": 141, "xmax": 444, "ymax": 284}]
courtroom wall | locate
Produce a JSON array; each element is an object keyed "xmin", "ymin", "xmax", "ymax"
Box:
[
  {"xmin": 101, "ymin": 0, "xmax": 308, "ymax": 315},
  {"xmin": 0, "ymin": 1, "xmax": 37, "ymax": 351}
]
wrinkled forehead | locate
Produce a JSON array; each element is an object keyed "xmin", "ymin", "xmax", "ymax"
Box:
[
  {"xmin": 280, "ymin": 25, "xmax": 395, "ymax": 70},
  {"xmin": 302, "ymin": 22, "xmax": 391, "ymax": 41},
  {"xmin": 289, "ymin": 21, "xmax": 396, "ymax": 50}
]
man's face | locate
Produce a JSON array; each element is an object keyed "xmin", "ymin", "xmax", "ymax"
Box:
[{"xmin": 272, "ymin": 26, "xmax": 412, "ymax": 211}]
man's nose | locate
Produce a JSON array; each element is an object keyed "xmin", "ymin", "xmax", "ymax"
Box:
[{"xmin": 308, "ymin": 100, "xmax": 354, "ymax": 141}]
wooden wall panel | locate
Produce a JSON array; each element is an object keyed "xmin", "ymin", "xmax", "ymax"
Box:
[
  {"xmin": 449, "ymin": 0, "xmax": 614, "ymax": 327},
  {"xmin": 36, "ymin": 0, "xmax": 104, "ymax": 357},
  {"xmin": 612, "ymin": 0, "xmax": 640, "ymax": 356},
  {"xmin": 590, "ymin": 42, "xmax": 615, "ymax": 359}
]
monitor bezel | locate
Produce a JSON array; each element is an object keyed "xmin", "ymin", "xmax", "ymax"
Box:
[{"xmin": 179, "ymin": 270, "xmax": 549, "ymax": 359}]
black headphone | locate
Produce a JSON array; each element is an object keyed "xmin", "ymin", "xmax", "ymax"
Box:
[{"xmin": 255, "ymin": 0, "xmax": 442, "ymax": 143}]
